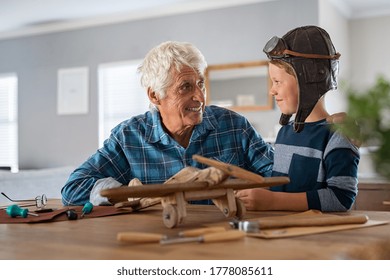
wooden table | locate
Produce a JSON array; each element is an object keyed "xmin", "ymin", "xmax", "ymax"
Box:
[{"xmin": 1, "ymin": 202, "xmax": 390, "ymax": 260}]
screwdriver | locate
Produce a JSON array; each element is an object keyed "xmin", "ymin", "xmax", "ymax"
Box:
[
  {"xmin": 80, "ymin": 202, "xmax": 93, "ymax": 218},
  {"xmin": 6, "ymin": 204, "xmax": 39, "ymax": 218}
]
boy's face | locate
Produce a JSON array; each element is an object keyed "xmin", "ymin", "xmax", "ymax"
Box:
[{"xmin": 269, "ymin": 63, "xmax": 298, "ymax": 115}]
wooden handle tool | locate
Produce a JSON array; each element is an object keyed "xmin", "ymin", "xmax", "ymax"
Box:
[
  {"xmin": 258, "ymin": 214, "xmax": 369, "ymax": 229},
  {"xmin": 117, "ymin": 226, "xmax": 228, "ymax": 243},
  {"xmin": 117, "ymin": 230, "xmax": 245, "ymax": 245},
  {"xmin": 178, "ymin": 226, "xmax": 226, "ymax": 237},
  {"xmin": 160, "ymin": 230, "xmax": 245, "ymax": 245},
  {"xmin": 232, "ymin": 214, "xmax": 370, "ymax": 232}
]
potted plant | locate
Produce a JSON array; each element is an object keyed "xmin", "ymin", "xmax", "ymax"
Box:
[{"xmin": 337, "ymin": 76, "xmax": 390, "ymax": 180}]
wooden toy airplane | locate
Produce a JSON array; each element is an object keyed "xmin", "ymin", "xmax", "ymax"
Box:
[{"xmin": 100, "ymin": 155, "xmax": 289, "ymax": 228}]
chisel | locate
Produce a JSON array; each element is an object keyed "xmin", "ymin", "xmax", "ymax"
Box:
[
  {"xmin": 160, "ymin": 230, "xmax": 245, "ymax": 245},
  {"xmin": 232, "ymin": 214, "xmax": 369, "ymax": 231},
  {"xmin": 117, "ymin": 226, "xmax": 231, "ymax": 244}
]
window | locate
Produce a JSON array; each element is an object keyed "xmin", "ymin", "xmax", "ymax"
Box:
[
  {"xmin": 98, "ymin": 60, "xmax": 149, "ymax": 147},
  {"xmin": 0, "ymin": 74, "xmax": 18, "ymax": 172}
]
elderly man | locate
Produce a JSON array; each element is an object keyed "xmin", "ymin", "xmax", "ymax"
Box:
[{"xmin": 61, "ymin": 41, "xmax": 274, "ymax": 206}]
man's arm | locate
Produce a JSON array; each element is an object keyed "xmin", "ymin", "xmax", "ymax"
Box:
[{"xmin": 61, "ymin": 133, "xmax": 130, "ymax": 206}]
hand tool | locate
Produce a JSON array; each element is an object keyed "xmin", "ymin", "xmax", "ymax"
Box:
[
  {"xmin": 1, "ymin": 192, "xmax": 47, "ymax": 209},
  {"xmin": 160, "ymin": 230, "xmax": 245, "ymax": 245},
  {"xmin": 66, "ymin": 209, "xmax": 78, "ymax": 220},
  {"xmin": 6, "ymin": 205, "xmax": 39, "ymax": 218},
  {"xmin": 230, "ymin": 220, "xmax": 260, "ymax": 233},
  {"xmin": 230, "ymin": 214, "xmax": 369, "ymax": 231},
  {"xmin": 34, "ymin": 208, "xmax": 54, "ymax": 213},
  {"xmin": 117, "ymin": 226, "xmax": 228, "ymax": 243},
  {"xmin": 178, "ymin": 226, "xmax": 226, "ymax": 237},
  {"xmin": 80, "ymin": 202, "xmax": 93, "ymax": 218}
]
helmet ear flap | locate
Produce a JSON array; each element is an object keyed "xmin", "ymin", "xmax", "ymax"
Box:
[
  {"xmin": 279, "ymin": 114, "xmax": 292, "ymax": 126},
  {"xmin": 294, "ymin": 108, "xmax": 312, "ymax": 132}
]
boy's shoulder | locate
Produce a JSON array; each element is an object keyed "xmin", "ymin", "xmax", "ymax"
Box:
[{"xmin": 276, "ymin": 119, "xmax": 333, "ymax": 147}]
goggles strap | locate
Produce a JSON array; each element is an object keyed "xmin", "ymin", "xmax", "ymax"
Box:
[{"xmin": 283, "ymin": 49, "xmax": 341, "ymax": 60}]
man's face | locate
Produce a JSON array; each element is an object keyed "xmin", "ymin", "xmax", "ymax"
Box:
[
  {"xmin": 269, "ymin": 63, "xmax": 298, "ymax": 116},
  {"xmin": 157, "ymin": 65, "xmax": 206, "ymax": 133}
]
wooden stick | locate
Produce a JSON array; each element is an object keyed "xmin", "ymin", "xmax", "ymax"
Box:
[
  {"xmin": 193, "ymin": 154, "xmax": 266, "ymax": 183},
  {"xmin": 101, "ymin": 178, "xmax": 289, "ymax": 201}
]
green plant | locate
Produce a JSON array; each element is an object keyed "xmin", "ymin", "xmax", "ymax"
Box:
[{"xmin": 337, "ymin": 76, "xmax": 390, "ymax": 180}]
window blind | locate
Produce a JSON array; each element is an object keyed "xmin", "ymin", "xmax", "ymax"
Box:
[
  {"xmin": 98, "ymin": 60, "xmax": 149, "ymax": 147},
  {"xmin": 0, "ymin": 74, "xmax": 18, "ymax": 172}
]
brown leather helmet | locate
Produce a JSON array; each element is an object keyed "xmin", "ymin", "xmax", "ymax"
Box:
[{"xmin": 263, "ymin": 25, "xmax": 341, "ymax": 132}]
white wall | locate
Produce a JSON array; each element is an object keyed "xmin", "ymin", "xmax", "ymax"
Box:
[
  {"xmin": 1, "ymin": 0, "xmax": 389, "ymax": 172},
  {"xmin": 0, "ymin": 0, "xmax": 318, "ymax": 169},
  {"xmin": 319, "ymin": 0, "xmax": 350, "ymax": 114},
  {"xmin": 350, "ymin": 15, "xmax": 390, "ymax": 88}
]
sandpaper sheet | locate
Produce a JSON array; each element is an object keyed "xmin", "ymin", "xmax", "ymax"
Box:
[
  {"xmin": 204, "ymin": 210, "xmax": 389, "ymax": 238},
  {"xmin": 245, "ymin": 210, "xmax": 389, "ymax": 238},
  {"xmin": 247, "ymin": 219, "xmax": 388, "ymax": 239}
]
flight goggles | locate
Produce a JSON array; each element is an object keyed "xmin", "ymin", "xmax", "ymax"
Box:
[{"xmin": 263, "ymin": 36, "xmax": 340, "ymax": 60}]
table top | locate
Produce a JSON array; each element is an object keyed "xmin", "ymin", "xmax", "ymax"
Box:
[{"xmin": 1, "ymin": 201, "xmax": 390, "ymax": 260}]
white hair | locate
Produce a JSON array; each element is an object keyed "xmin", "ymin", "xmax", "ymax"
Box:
[{"xmin": 137, "ymin": 41, "xmax": 207, "ymax": 110}]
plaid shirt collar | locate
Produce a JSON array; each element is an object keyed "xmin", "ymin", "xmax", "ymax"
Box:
[{"xmin": 146, "ymin": 106, "xmax": 218, "ymax": 144}]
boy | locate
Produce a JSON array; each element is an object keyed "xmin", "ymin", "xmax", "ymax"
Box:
[{"xmin": 236, "ymin": 26, "xmax": 359, "ymax": 212}]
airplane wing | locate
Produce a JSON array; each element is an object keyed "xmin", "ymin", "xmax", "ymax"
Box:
[
  {"xmin": 100, "ymin": 154, "xmax": 289, "ymax": 203},
  {"xmin": 100, "ymin": 177, "xmax": 289, "ymax": 202}
]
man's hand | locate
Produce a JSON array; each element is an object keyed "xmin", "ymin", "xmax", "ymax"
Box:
[
  {"xmin": 326, "ymin": 112, "xmax": 347, "ymax": 124},
  {"xmin": 327, "ymin": 112, "xmax": 362, "ymax": 147}
]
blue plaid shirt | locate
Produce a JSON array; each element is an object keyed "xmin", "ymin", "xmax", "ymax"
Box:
[{"xmin": 61, "ymin": 106, "xmax": 274, "ymax": 205}]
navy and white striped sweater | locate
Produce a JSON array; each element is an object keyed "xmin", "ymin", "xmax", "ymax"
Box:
[{"xmin": 271, "ymin": 119, "xmax": 360, "ymax": 211}]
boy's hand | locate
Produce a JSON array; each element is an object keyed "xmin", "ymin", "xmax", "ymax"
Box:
[{"xmin": 235, "ymin": 188, "xmax": 274, "ymax": 211}]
